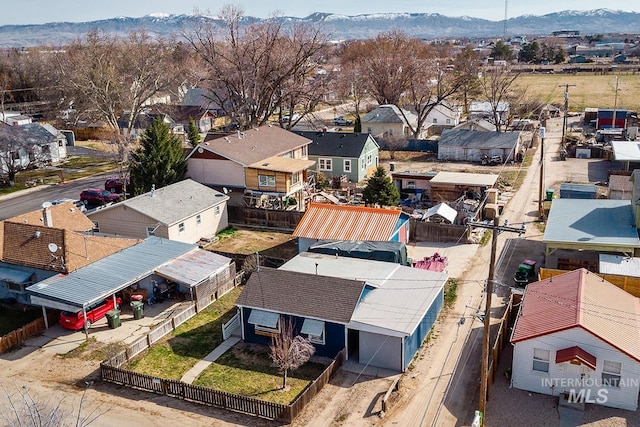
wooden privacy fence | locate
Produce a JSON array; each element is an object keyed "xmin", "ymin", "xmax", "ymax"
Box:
[
  {"xmin": 540, "ymin": 268, "xmax": 640, "ymax": 297},
  {"xmin": 0, "ymin": 310, "xmax": 59, "ymax": 353},
  {"xmin": 486, "ymin": 294, "xmax": 515, "ymax": 395},
  {"xmin": 101, "ymin": 348, "xmax": 346, "ymax": 423},
  {"xmin": 410, "ymin": 219, "xmax": 472, "ymax": 243},
  {"xmin": 228, "ymin": 206, "xmax": 304, "ymax": 230}
]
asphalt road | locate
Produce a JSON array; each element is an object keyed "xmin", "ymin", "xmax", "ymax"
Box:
[{"xmin": 0, "ymin": 170, "xmax": 119, "ymax": 220}]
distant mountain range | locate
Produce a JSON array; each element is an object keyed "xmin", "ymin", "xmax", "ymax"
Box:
[{"xmin": 0, "ymin": 9, "xmax": 638, "ymax": 47}]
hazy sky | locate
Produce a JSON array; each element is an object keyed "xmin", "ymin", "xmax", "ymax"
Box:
[{"xmin": 2, "ymin": 1, "xmax": 637, "ymax": 26}]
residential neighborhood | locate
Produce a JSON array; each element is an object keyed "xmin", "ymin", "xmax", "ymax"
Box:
[{"xmin": 1, "ymin": 5, "xmax": 640, "ymax": 427}]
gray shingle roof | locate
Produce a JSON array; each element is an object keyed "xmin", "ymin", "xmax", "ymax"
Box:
[
  {"xmin": 237, "ymin": 267, "xmax": 365, "ymax": 324},
  {"xmin": 195, "ymin": 125, "xmax": 312, "ymax": 166},
  {"xmin": 100, "ymin": 179, "xmax": 228, "ymax": 226},
  {"xmin": 294, "ymin": 131, "xmax": 377, "ymax": 158},
  {"xmin": 362, "ymin": 104, "xmax": 417, "ymax": 125},
  {"xmin": 0, "ymin": 123, "xmax": 58, "ymax": 146}
]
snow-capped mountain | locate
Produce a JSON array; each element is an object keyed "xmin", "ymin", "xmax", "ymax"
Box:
[{"xmin": 0, "ymin": 9, "xmax": 637, "ymax": 47}]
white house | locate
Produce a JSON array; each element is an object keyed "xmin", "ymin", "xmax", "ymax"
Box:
[
  {"xmin": 424, "ymin": 100, "xmax": 462, "ymax": 128},
  {"xmin": 361, "ymin": 104, "xmax": 428, "ymax": 140},
  {"xmin": 0, "ymin": 123, "xmax": 67, "ymax": 176},
  {"xmin": 468, "ymin": 101, "xmax": 510, "ymax": 126},
  {"xmin": 88, "ymin": 179, "xmax": 229, "ymax": 244},
  {"xmin": 510, "ymin": 269, "xmax": 640, "ymax": 411}
]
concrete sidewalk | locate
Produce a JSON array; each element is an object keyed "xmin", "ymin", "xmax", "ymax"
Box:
[{"xmin": 180, "ymin": 336, "xmax": 241, "ymax": 384}]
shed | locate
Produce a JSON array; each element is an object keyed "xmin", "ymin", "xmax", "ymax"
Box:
[
  {"xmin": 437, "ymin": 129, "xmax": 521, "ymax": 162},
  {"xmin": 559, "ymin": 183, "xmax": 597, "ymax": 199}
]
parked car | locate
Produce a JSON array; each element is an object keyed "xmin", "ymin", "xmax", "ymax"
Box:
[
  {"xmin": 333, "ymin": 116, "xmax": 353, "ymax": 126},
  {"xmin": 104, "ymin": 177, "xmax": 130, "ymax": 194},
  {"xmin": 280, "ymin": 113, "xmax": 300, "ymax": 123},
  {"xmin": 80, "ymin": 188, "xmax": 121, "ymax": 205},
  {"xmin": 481, "ymin": 155, "xmax": 503, "ymax": 165},
  {"xmin": 43, "ymin": 198, "xmax": 87, "ymax": 213},
  {"xmin": 59, "ymin": 297, "xmax": 122, "ymax": 330}
]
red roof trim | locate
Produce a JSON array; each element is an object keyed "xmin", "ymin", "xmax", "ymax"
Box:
[{"xmin": 555, "ymin": 345, "xmax": 597, "ymax": 370}]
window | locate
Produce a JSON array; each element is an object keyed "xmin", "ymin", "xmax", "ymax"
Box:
[
  {"xmin": 248, "ymin": 309, "xmax": 281, "ymax": 334},
  {"xmin": 301, "ymin": 145, "xmax": 308, "ymax": 157},
  {"xmin": 532, "ymin": 348, "xmax": 550, "ymax": 373},
  {"xmin": 367, "ymin": 127, "xmax": 372, "ymax": 134},
  {"xmin": 433, "ymin": 118, "xmax": 438, "ymax": 123},
  {"xmin": 91, "ymin": 221, "xmax": 100, "ymax": 233},
  {"xmin": 301, "ymin": 318, "xmax": 325, "ymax": 345},
  {"xmin": 146, "ymin": 226, "xmax": 156, "ymax": 236},
  {"xmin": 366, "ymin": 154, "xmax": 372, "ymax": 165},
  {"xmin": 602, "ymin": 360, "xmax": 622, "ymax": 387},
  {"xmin": 7, "ymin": 282, "xmax": 25, "ymax": 294},
  {"xmin": 178, "ymin": 222, "xmax": 185, "ymax": 234},
  {"xmin": 344, "ymin": 160, "xmax": 351, "ymax": 172},
  {"xmin": 58, "ymin": 140, "xmax": 64, "ymax": 147},
  {"xmin": 446, "ymin": 118, "xmax": 451, "ymax": 124},
  {"xmin": 319, "ymin": 158, "xmax": 332, "ymax": 171},
  {"xmin": 214, "ymin": 206, "xmax": 221, "ymax": 215},
  {"xmin": 258, "ymin": 174, "xmax": 276, "ymax": 187},
  {"xmin": 290, "ymin": 171, "xmax": 301, "ymax": 185},
  {"xmin": 196, "ymin": 214, "xmax": 201, "ymax": 225},
  {"xmin": 361, "ymin": 159, "xmax": 366, "ymax": 170},
  {"xmin": 388, "ymin": 128, "xmax": 393, "ymax": 136},
  {"xmin": 407, "ymin": 181, "xmax": 416, "ymax": 189}
]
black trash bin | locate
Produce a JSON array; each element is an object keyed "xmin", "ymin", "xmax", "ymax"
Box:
[
  {"xmin": 131, "ymin": 301, "xmax": 144, "ymax": 320},
  {"xmin": 106, "ymin": 309, "xmax": 121, "ymax": 329}
]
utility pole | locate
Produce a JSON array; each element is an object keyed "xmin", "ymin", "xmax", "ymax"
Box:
[
  {"xmin": 537, "ymin": 125, "xmax": 546, "ymax": 221},
  {"xmin": 468, "ymin": 216, "xmax": 525, "ymax": 426},
  {"xmin": 558, "ymin": 84, "xmax": 576, "ymax": 146},
  {"xmin": 611, "ymin": 76, "xmax": 620, "ymax": 130}
]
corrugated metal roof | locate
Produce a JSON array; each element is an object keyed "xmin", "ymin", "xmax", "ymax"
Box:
[
  {"xmin": 280, "ymin": 252, "xmax": 447, "ymax": 336},
  {"xmin": 599, "ymin": 254, "xmax": 640, "ymax": 277},
  {"xmin": 611, "ymin": 141, "xmax": 640, "ymax": 161},
  {"xmin": 26, "ymin": 237, "xmax": 196, "ymax": 309},
  {"xmin": 438, "ymin": 129, "xmax": 520, "ymax": 149},
  {"xmin": 237, "ymin": 267, "xmax": 365, "ymax": 324},
  {"xmin": 429, "ymin": 171, "xmax": 499, "ymax": 187},
  {"xmin": 91, "ymin": 179, "xmax": 228, "ymax": 226},
  {"xmin": 543, "ymin": 199, "xmax": 640, "ymax": 247},
  {"xmin": 293, "ymin": 203, "xmax": 404, "ymax": 241},
  {"xmin": 154, "ymin": 249, "xmax": 231, "ymax": 285},
  {"xmin": 511, "ymin": 269, "xmax": 640, "ymax": 362}
]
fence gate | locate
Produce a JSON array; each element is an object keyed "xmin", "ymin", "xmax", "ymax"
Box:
[{"xmin": 222, "ymin": 309, "xmax": 241, "ymax": 340}]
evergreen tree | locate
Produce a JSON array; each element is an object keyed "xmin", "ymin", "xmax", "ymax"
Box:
[
  {"xmin": 186, "ymin": 118, "xmax": 201, "ymax": 147},
  {"xmin": 129, "ymin": 118, "xmax": 188, "ymax": 196},
  {"xmin": 353, "ymin": 115, "xmax": 362, "ymax": 133},
  {"xmin": 362, "ymin": 166, "xmax": 400, "ymax": 207}
]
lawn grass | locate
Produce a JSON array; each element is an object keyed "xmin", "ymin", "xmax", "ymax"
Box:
[
  {"xmin": 0, "ymin": 305, "xmax": 43, "ymax": 336},
  {"xmin": 128, "ymin": 286, "xmax": 243, "ymax": 380},
  {"xmin": 194, "ymin": 345, "xmax": 327, "ymax": 405},
  {"xmin": 444, "ymin": 279, "xmax": 458, "ymax": 310},
  {"xmin": 515, "ymin": 73, "xmax": 640, "ymax": 112}
]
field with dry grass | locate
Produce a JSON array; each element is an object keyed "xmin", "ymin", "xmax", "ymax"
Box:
[{"xmin": 514, "ymin": 73, "xmax": 640, "ymax": 112}]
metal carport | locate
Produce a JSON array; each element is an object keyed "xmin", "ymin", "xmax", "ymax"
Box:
[{"xmin": 26, "ymin": 237, "xmax": 196, "ymax": 337}]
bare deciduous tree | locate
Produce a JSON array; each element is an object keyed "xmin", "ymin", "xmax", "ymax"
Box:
[
  {"xmin": 185, "ymin": 6, "xmax": 329, "ymax": 131},
  {"xmin": 0, "ymin": 382, "xmax": 108, "ymax": 427},
  {"xmin": 270, "ymin": 318, "xmax": 315, "ymax": 390},
  {"xmin": 477, "ymin": 66, "xmax": 523, "ymax": 132}
]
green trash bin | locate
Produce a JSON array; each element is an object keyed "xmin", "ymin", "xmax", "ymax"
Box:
[
  {"xmin": 131, "ymin": 301, "xmax": 144, "ymax": 320},
  {"xmin": 106, "ymin": 309, "xmax": 121, "ymax": 329},
  {"xmin": 545, "ymin": 189, "xmax": 555, "ymax": 201}
]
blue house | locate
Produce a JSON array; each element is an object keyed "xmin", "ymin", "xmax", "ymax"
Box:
[
  {"xmin": 294, "ymin": 131, "xmax": 380, "ymax": 184},
  {"xmin": 237, "ymin": 252, "xmax": 448, "ymax": 372}
]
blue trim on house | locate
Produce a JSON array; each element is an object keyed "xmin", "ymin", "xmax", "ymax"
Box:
[
  {"xmin": 403, "ymin": 287, "xmax": 444, "ymax": 370},
  {"xmin": 240, "ymin": 307, "xmax": 345, "ymax": 358}
]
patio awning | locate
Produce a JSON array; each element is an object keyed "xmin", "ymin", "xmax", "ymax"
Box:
[
  {"xmin": 247, "ymin": 309, "xmax": 279, "ymax": 328},
  {"xmin": 0, "ymin": 267, "xmax": 32, "ymax": 284},
  {"xmin": 301, "ymin": 318, "xmax": 325, "ymax": 336},
  {"xmin": 154, "ymin": 249, "xmax": 231, "ymax": 286},
  {"xmin": 555, "ymin": 346, "xmax": 597, "ymax": 370}
]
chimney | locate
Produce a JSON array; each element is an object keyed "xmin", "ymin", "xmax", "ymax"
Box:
[
  {"xmin": 42, "ymin": 206, "xmax": 53, "ymax": 227},
  {"xmin": 150, "ymin": 184, "xmax": 156, "ymax": 197}
]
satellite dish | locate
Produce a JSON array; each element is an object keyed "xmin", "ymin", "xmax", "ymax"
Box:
[
  {"xmin": 197, "ymin": 147, "xmax": 204, "ymax": 153},
  {"xmin": 48, "ymin": 243, "xmax": 58, "ymax": 253},
  {"xmin": 42, "ymin": 201, "xmax": 53, "ymax": 208},
  {"xmin": 223, "ymin": 187, "xmax": 229, "ymax": 194}
]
